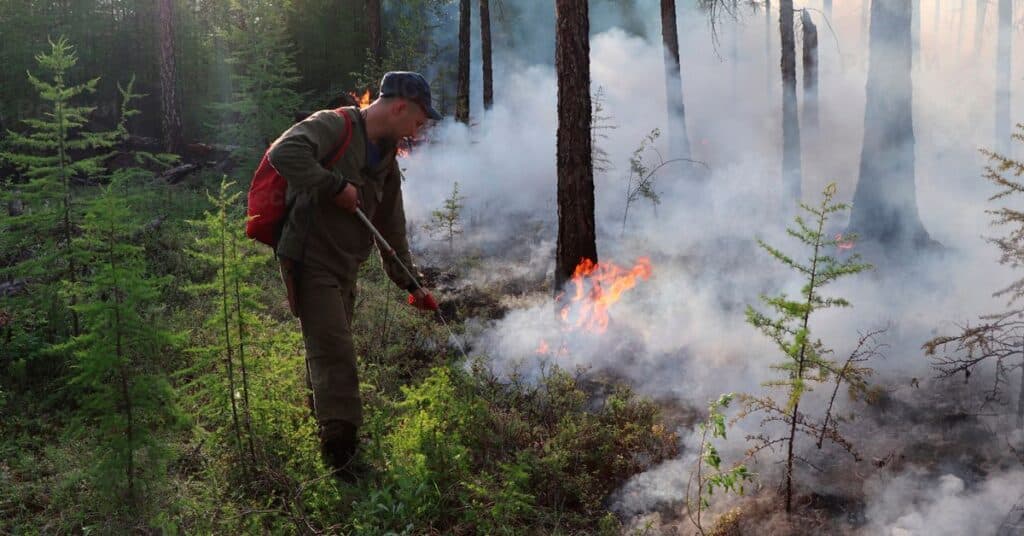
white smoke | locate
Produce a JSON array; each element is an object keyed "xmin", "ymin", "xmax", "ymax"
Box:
[{"xmin": 398, "ymin": 0, "xmax": 1024, "ymax": 530}]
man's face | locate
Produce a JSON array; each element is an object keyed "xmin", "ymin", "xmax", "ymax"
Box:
[{"xmin": 391, "ymin": 99, "xmax": 430, "ymax": 140}]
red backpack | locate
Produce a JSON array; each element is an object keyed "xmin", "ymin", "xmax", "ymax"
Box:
[{"xmin": 246, "ymin": 108, "xmax": 354, "ymax": 248}]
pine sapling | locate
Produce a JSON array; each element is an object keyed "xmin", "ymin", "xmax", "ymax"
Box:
[
  {"xmin": 424, "ymin": 181, "xmax": 466, "ymax": 250},
  {"xmin": 741, "ymin": 183, "xmax": 872, "ymax": 513},
  {"xmin": 185, "ymin": 179, "xmax": 262, "ymax": 474},
  {"xmin": 0, "ymin": 37, "xmax": 118, "ymax": 340},
  {"xmin": 59, "ymin": 181, "xmax": 182, "ymax": 515}
]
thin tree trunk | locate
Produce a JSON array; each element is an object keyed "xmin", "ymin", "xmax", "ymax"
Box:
[
  {"xmin": 661, "ymin": 0, "xmax": 691, "ymax": 160},
  {"xmin": 158, "ymin": 0, "xmax": 183, "ymax": 153},
  {"xmin": 801, "ymin": 10, "xmax": 819, "ymax": 134},
  {"xmin": 780, "ymin": 0, "xmax": 803, "ymax": 203},
  {"xmin": 849, "ymin": 0, "xmax": 932, "ymax": 251},
  {"xmin": 231, "ymin": 232, "xmax": 257, "ymax": 466},
  {"xmin": 1017, "ymin": 343, "xmax": 1024, "ymax": 428},
  {"xmin": 555, "ymin": 0, "xmax": 597, "ymax": 292},
  {"xmin": 480, "ymin": 0, "xmax": 493, "ymax": 110},
  {"xmin": 997, "ymin": 0, "xmax": 1012, "ymax": 153},
  {"xmin": 958, "ymin": 0, "xmax": 969, "ymax": 57},
  {"xmin": 913, "ymin": 0, "xmax": 922, "ymax": 67},
  {"xmin": 220, "ymin": 209, "xmax": 245, "ymax": 468},
  {"xmin": 974, "ymin": 0, "xmax": 988, "ymax": 54},
  {"xmin": 367, "ymin": 0, "xmax": 382, "ymax": 59},
  {"xmin": 765, "ymin": 0, "xmax": 772, "ymax": 96},
  {"xmin": 456, "ymin": 0, "xmax": 471, "ymax": 124}
]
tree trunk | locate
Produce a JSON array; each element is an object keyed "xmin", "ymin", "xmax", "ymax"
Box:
[
  {"xmin": 480, "ymin": 0, "xmax": 494, "ymax": 110},
  {"xmin": 780, "ymin": 0, "xmax": 802, "ymax": 203},
  {"xmin": 848, "ymin": 0, "xmax": 932, "ymax": 252},
  {"xmin": 801, "ymin": 10, "xmax": 819, "ymax": 135},
  {"xmin": 913, "ymin": 0, "xmax": 921, "ymax": 67},
  {"xmin": 661, "ymin": 0, "xmax": 691, "ymax": 160},
  {"xmin": 958, "ymin": 0, "xmax": 969, "ymax": 57},
  {"xmin": 997, "ymin": 0, "xmax": 1012, "ymax": 153},
  {"xmin": 456, "ymin": 0, "xmax": 471, "ymax": 124},
  {"xmin": 974, "ymin": 0, "xmax": 987, "ymax": 54},
  {"xmin": 158, "ymin": 0, "xmax": 183, "ymax": 153},
  {"xmin": 367, "ymin": 0, "xmax": 382, "ymax": 59},
  {"xmin": 824, "ymin": 0, "xmax": 832, "ymax": 19},
  {"xmin": 555, "ymin": 0, "xmax": 597, "ymax": 292},
  {"xmin": 765, "ymin": 0, "xmax": 772, "ymax": 95}
]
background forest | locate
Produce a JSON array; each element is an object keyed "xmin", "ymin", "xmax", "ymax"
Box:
[{"xmin": 3, "ymin": 0, "xmax": 1024, "ymax": 534}]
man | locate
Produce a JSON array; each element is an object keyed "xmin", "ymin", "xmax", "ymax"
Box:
[{"xmin": 267, "ymin": 71, "xmax": 442, "ymax": 475}]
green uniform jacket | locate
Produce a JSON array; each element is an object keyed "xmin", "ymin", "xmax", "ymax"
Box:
[{"xmin": 267, "ymin": 106, "xmax": 417, "ymax": 290}]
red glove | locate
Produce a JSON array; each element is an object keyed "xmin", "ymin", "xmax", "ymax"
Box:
[{"xmin": 407, "ymin": 291, "xmax": 439, "ymax": 311}]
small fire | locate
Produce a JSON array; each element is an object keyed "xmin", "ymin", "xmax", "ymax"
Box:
[
  {"xmin": 558, "ymin": 257, "xmax": 653, "ymax": 334},
  {"xmin": 349, "ymin": 89, "xmax": 372, "ymax": 109},
  {"xmin": 536, "ymin": 340, "xmax": 550, "ymax": 355},
  {"xmin": 835, "ymin": 233, "xmax": 855, "ymax": 251}
]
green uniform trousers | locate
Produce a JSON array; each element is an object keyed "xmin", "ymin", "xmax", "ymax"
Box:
[{"xmin": 296, "ymin": 262, "xmax": 362, "ymax": 429}]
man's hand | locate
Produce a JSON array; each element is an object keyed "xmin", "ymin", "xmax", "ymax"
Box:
[
  {"xmin": 407, "ymin": 288, "xmax": 439, "ymax": 311},
  {"xmin": 333, "ymin": 182, "xmax": 360, "ymax": 213}
]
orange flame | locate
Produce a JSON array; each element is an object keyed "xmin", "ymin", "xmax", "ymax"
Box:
[
  {"xmin": 349, "ymin": 89, "xmax": 372, "ymax": 109},
  {"xmin": 558, "ymin": 257, "xmax": 653, "ymax": 334},
  {"xmin": 835, "ymin": 233, "xmax": 855, "ymax": 251},
  {"xmin": 536, "ymin": 340, "xmax": 550, "ymax": 355}
]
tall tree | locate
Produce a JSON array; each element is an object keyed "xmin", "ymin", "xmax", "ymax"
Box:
[
  {"xmin": 456, "ymin": 0, "xmax": 471, "ymax": 123},
  {"xmin": 848, "ymin": 0, "xmax": 932, "ymax": 251},
  {"xmin": 801, "ymin": 10, "xmax": 819, "ymax": 134},
  {"xmin": 996, "ymin": 0, "xmax": 1012, "ymax": 153},
  {"xmin": 780, "ymin": 0, "xmax": 803, "ymax": 202},
  {"xmin": 480, "ymin": 0, "xmax": 494, "ymax": 110},
  {"xmin": 661, "ymin": 0, "xmax": 692, "ymax": 160},
  {"xmin": 367, "ymin": 0, "xmax": 383, "ymax": 59},
  {"xmin": 158, "ymin": 0, "xmax": 184, "ymax": 153},
  {"xmin": 913, "ymin": 0, "xmax": 921, "ymax": 67},
  {"xmin": 555, "ymin": 0, "xmax": 597, "ymax": 292},
  {"xmin": 974, "ymin": 0, "xmax": 988, "ymax": 54},
  {"xmin": 765, "ymin": 0, "xmax": 772, "ymax": 95}
]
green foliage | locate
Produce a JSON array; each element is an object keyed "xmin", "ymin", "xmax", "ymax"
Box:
[
  {"xmin": 741, "ymin": 183, "xmax": 872, "ymax": 512},
  {"xmin": 423, "ymin": 181, "xmax": 466, "ymax": 250},
  {"xmin": 182, "ymin": 178, "xmax": 262, "ymax": 476},
  {"xmin": 208, "ymin": 2, "xmax": 303, "ymax": 165},
  {"xmin": 352, "ymin": 0, "xmax": 452, "ymax": 93},
  {"xmin": 0, "ymin": 37, "xmax": 119, "ymax": 347},
  {"xmin": 687, "ymin": 393, "xmax": 753, "ymax": 535},
  {"xmin": 57, "ymin": 180, "xmax": 184, "ymax": 523}
]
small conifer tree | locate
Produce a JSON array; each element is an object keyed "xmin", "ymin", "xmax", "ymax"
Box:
[
  {"xmin": 741, "ymin": 183, "xmax": 872, "ymax": 512},
  {"xmin": 59, "ymin": 181, "xmax": 183, "ymax": 517},
  {"xmin": 0, "ymin": 37, "xmax": 119, "ymax": 340},
  {"xmin": 184, "ymin": 178, "xmax": 262, "ymax": 474},
  {"xmin": 424, "ymin": 181, "xmax": 465, "ymax": 250}
]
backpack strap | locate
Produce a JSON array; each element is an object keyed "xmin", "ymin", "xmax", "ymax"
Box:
[{"xmin": 325, "ymin": 107, "xmax": 355, "ymax": 167}]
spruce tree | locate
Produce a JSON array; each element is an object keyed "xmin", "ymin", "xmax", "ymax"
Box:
[{"xmin": 60, "ymin": 181, "xmax": 183, "ymax": 518}]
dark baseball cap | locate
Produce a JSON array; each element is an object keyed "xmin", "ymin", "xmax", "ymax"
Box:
[{"xmin": 379, "ymin": 71, "xmax": 442, "ymax": 120}]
